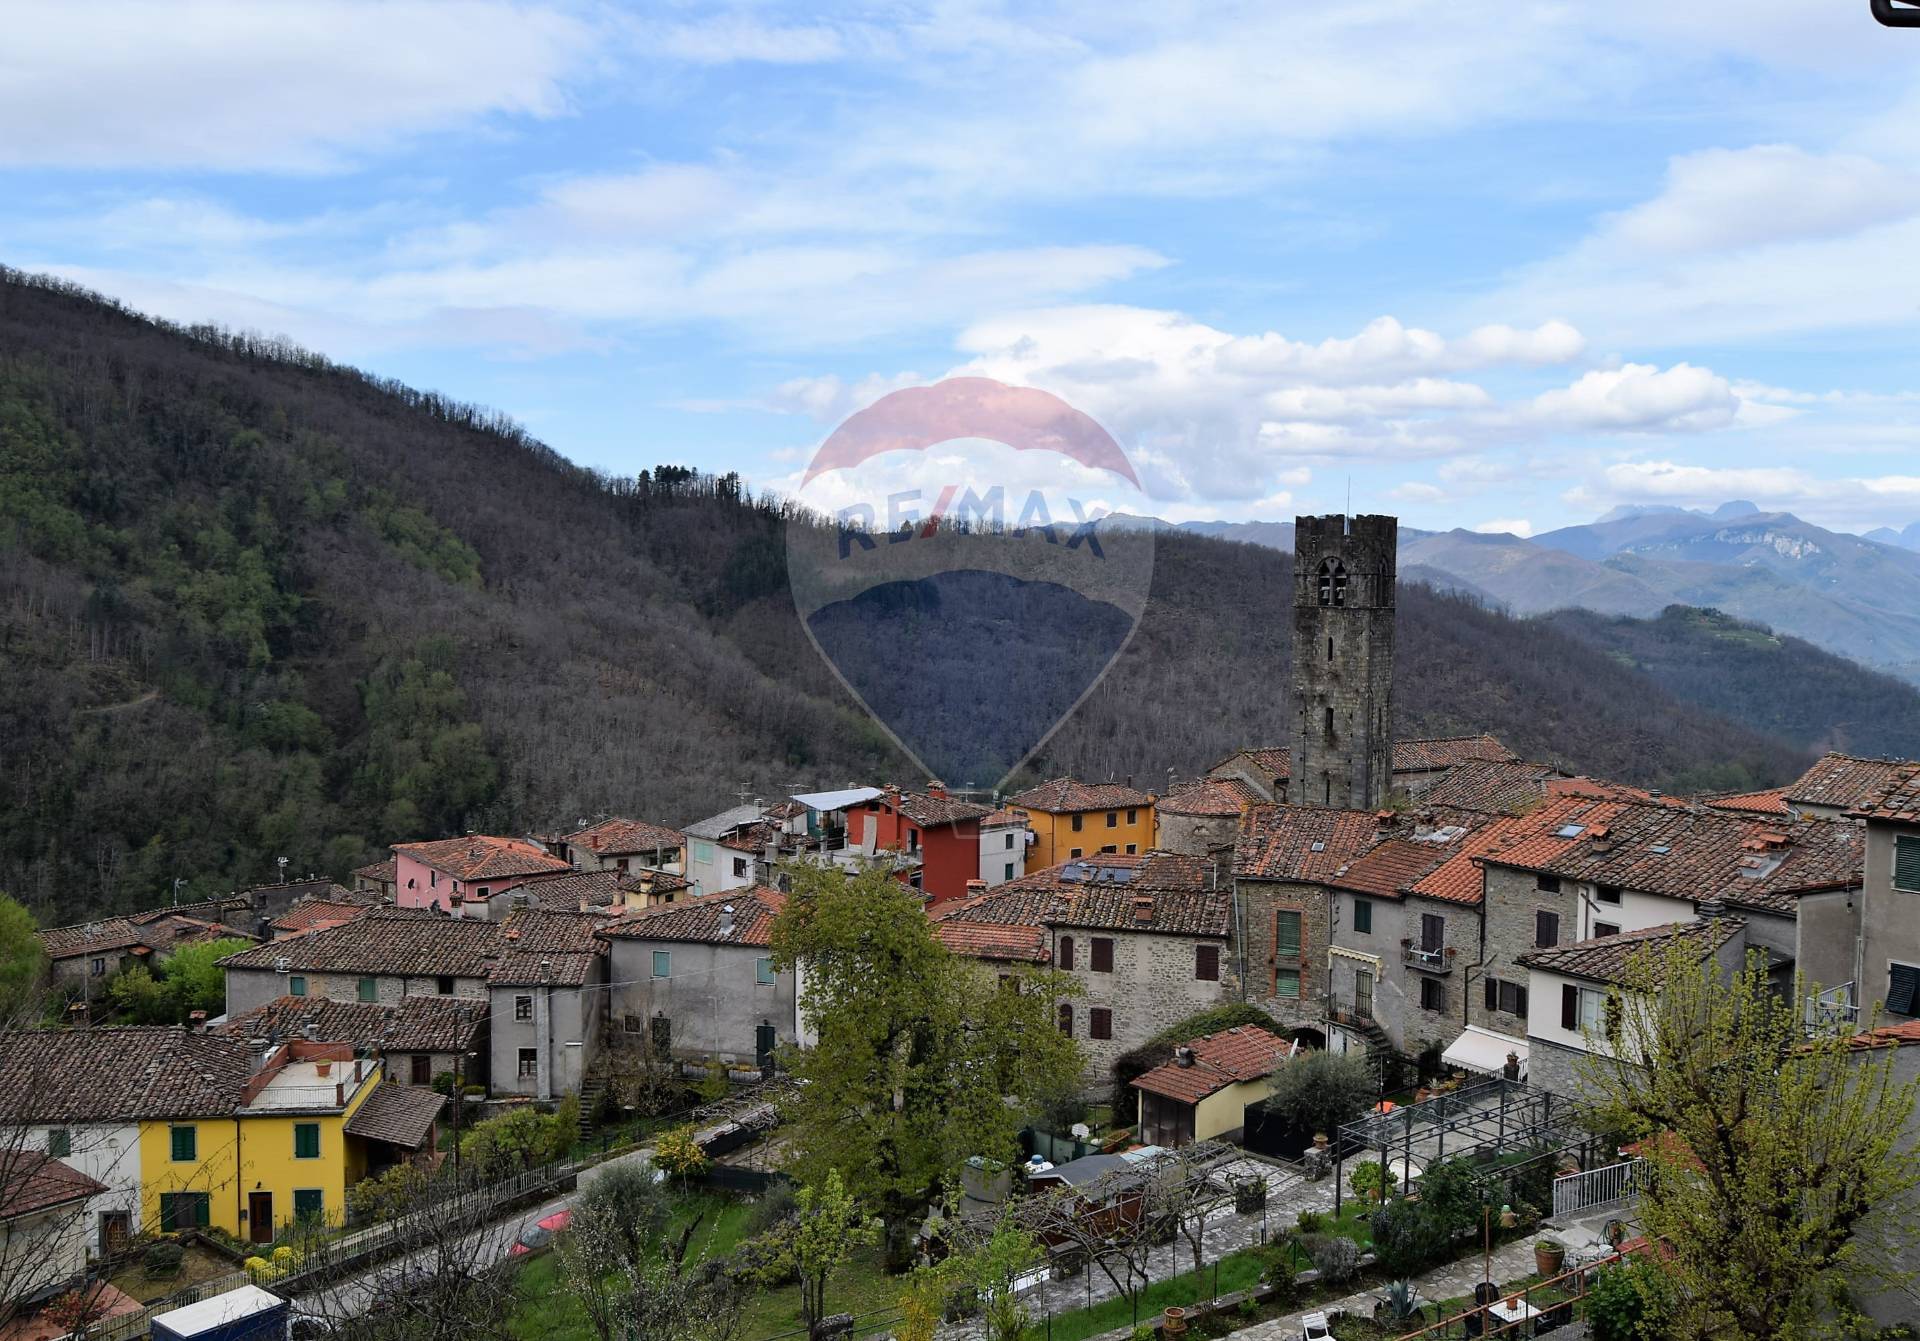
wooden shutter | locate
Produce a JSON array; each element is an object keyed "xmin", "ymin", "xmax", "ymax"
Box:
[
  {"xmin": 1091, "ymin": 938, "xmax": 1114, "ymax": 972},
  {"xmin": 1195, "ymin": 945, "xmax": 1220, "ymax": 981},
  {"xmin": 1090, "ymin": 1008, "xmax": 1112, "ymax": 1040},
  {"xmin": 1420, "ymin": 913, "xmax": 1444, "ymax": 952},
  {"xmin": 1536, "ymin": 910, "xmax": 1558, "ymax": 948},
  {"xmin": 1561, "ymin": 983, "xmax": 1579, "ymax": 1030},
  {"xmin": 1058, "ymin": 936, "xmax": 1075, "ymax": 970},
  {"xmin": 1484, "ymin": 977, "xmax": 1498, "ymax": 1011},
  {"xmin": 1058, "ymin": 1003, "xmax": 1074, "ymax": 1036},
  {"xmin": 1275, "ymin": 910, "xmax": 1301, "ymax": 958},
  {"xmin": 1896, "ymin": 837, "xmax": 1920, "ymax": 893}
]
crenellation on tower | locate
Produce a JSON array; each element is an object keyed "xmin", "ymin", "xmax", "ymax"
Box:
[{"xmin": 1289, "ymin": 513, "xmax": 1396, "ymax": 810}]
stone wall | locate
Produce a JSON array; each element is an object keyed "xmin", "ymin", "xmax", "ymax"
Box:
[
  {"xmin": 1289, "ymin": 513, "xmax": 1396, "ymax": 811},
  {"xmin": 1052, "ymin": 928, "xmax": 1233, "ymax": 1089},
  {"xmin": 1234, "ymin": 877, "xmax": 1330, "ymax": 1032},
  {"xmin": 1525, "ymin": 1034, "xmax": 1587, "ymax": 1098},
  {"xmin": 223, "ymin": 967, "xmax": 487, "ymax": 1017},
  {"xmin": 1476, "ymin": 864, "xmax": 1555, "ymax": 1033},
  {"xmin": 1158, "ymin": 810, "xmax": 1239, "ymax": 857}
]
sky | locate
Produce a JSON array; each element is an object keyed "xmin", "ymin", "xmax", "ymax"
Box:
[{"xmin": 8, "ymin": 1, "xmax": 1920, "ymax": 538}]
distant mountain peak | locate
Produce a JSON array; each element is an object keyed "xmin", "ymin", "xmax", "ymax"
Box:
[
  {"xmin": 1712, "ymin": 500, "xmax": 1762, "ymax": 520},
  {"xmin": 1595, "ymin": 503, "xmax": 1700, "ymax": 523}
]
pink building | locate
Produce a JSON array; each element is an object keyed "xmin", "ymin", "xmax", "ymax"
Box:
[{"xmin": 391, "ymin": 836, "xmax": 570, "ymax": 917}]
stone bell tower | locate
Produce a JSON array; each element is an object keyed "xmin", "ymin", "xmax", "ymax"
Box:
[{"xmin": 1289, "ymin": 514, "xmax": 1396, "ymax": 810}]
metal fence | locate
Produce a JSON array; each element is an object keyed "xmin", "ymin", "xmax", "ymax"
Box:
[{"xmin": 1551, "ymin": 1157, "xmax": 1642, "ymax": 1218}]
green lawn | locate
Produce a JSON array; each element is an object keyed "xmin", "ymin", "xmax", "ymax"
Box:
[{"xmin": 1036, "ymin": 1247, "xmax": 1266, "ymax": 1341}]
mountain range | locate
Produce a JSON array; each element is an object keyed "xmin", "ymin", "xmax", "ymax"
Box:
[
  {"xmin": 4, "ymin": 266, "xmax": 1919, "ymax": 920},
  {"xmin": 1124, "ymin": 505, "xmax": 1920, "ymax": 684}
]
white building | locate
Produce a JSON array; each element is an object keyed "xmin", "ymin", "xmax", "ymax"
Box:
[{"xmin": 978, "ymin": 807, "xmax": 1031, "ymax": 886}]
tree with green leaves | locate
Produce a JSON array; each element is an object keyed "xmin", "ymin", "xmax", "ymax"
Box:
[
  {"xmin": 157, "ymin": 937, "xmax": 254, "ymax": 1017},
  {"xmin": 769, "ymin": 865, "xmax": 1084, "ymax": 1262},
  {"xmin": 763, "ymin": 1169, "xmax": 879, "ymax": 1335},
  {"xmin": 0, "ymin": 897, "xmax": 46, "ymax": 1021},
  {"xmin": 1579, "ymin": 941, "xmax": 1920, "ymax": 1340},
  {"xmin": 1254, "ymin": 1048, "xmax": 1374, "ymax": 1141},
  {"xmin": 903, "ymin": 1204, "xmax": 1043, "ymax": 1341}
]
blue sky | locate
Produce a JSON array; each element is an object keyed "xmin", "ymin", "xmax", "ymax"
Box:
[{"xmin": 8, "ymin": 1, "xmax": 1920, "ymax": 536}]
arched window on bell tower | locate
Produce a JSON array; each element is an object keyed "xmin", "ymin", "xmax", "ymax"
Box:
[{"xmin": 1317, "ymin": 558, "xmax": 1348, "ymax": 607}]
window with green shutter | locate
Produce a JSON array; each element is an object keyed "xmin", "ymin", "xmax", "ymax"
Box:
[
  {"xmin": 294, "ymin": 1123, "xmax": 320, "ymax": 1159},
  {"xmin": 1274, "ymin": 969, "xmax": 1301, "ymax": 998},
  {"xmin": 652, "ymin": 950, "xmax": 672, "ymax": 979},
  {"xmin": 1352, "ymin": 898, "xmax": 1372, "ymax": 934},
  {"xmin": 46, "ymin": 1129, "xmax": 70, "ymax": 1157},
  {"xmin": 755, "ymin": 957, "xmax": 775, "ymax": 985},
  {"xmin": 160, "ymin": 1192, "xmax": 209, "ymax": 1232},
  {"xmin": 293, "ymin": 1189, "xmax": 324, "ymax": 1223},
  {"xmin": 358, "ymin": 976, "xmax": 378, "ymax": 1002},
  {"xmin": 1275, "ymin": 910, "xmax": 1302, "ymax": 959},
  {"xmin": 170, "ymin": 1125, "xmax": 197, "ymax": 1162},
  {"xmin": 1895, "ymin": 835, "xmax": 1920, "ymax": 893},
  {"xmin": 288, "ymin": 976, "xmax": 307, "ymax": 997}
]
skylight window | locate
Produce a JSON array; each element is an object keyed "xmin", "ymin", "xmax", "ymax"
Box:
[
  {"xmin": 1647, "ymin": 844, "xmax": 1672, "ymax": 855},
  {"xmin": 1555, "ymin": 824, "xmax": 1586, "ymax": 839},
  {"xmin": 1310, "ymin": 841, "xmax": 1326, "ymax": 853}
]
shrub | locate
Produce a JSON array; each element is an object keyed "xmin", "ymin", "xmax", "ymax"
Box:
[
  {"xmin": 1296, "ymin": 1209, "xmax": 1326, "ymax": 1234},
  {"xmin": 1411, "ymin": 1157, "xmax": 1490, "ymax": 1239},
  {"xmin": 1257, "ymin": 1242, "xmax": 1302, "ymax": 1303},
  {"xmin": 1370, "ymin": 1200, "xmax": 1447, "ymax": 1278},
  {"xmin": 1349, "ymin": 1160, "xmax": 1391, "ymax": 1202},
  {"xmin": 1588, "ymin": 1261, "xmax": 1671, "ymax": 1341},
  {"xmin": 1306, "ymin": 1233, "xmax": 1361, "ymax": 1285},
  {"xmin": 655, "ymin": 1124, "xmax": 709, "ymax": 1181},
  {"xmin": 745, "ymin": 1180, "xmax": 799, "ymax": 1237},
  {"xmin": 1257, "ymin": 1051, "xmax": 1376, "ymax": 1143},
  {"xmin": 142, "ymin": 1240, "xmax": 184, "ymax": 1278}
]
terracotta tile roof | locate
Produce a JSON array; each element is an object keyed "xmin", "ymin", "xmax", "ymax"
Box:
[
  {"xmin": 892, "ymin": 790, "xmax": 993, "ymax": 828},
  {"xmin": 718, "ymin": 821, "xmax": 784, "ymax": 854},
  {"xmin": 1392, "ymin": 734, "xmax": 1520, "ymax": 771},
  {"xmin": 1007, "ymin": 778, "xmax": 1154, "ymax": 813},
  {"xmin": 1517, "ymin": 918, "xmax": 1741, "ymax": 985},
  {"xmin": 354, "ymin": 859, "xmax": 396, "ymax": 884},
  {"xmin": 981, "ymin": 807, "xmax": 1028, "ymax": 828},
  {"xmin": 1412, "ymin": 816, "xmax": 1528, "ymax": 905},
  {"xmin": 562, "ymin": 817, "xmax": 686, "ymax": 855},
  {"xmin": 1418, "ymin": 760, "xmax": 1560, "ymax": 815},
  {"xmin": 600, "ymin": 886, "xmax": 787, "ymax": 948},
  {"xmin": 1702, "ymin": 788, "xmax": 1793, "ymax": 817},
  {"xmin": 1478, "ymin": 795, "xmax": 1863, "ymax": 914},
  {"xmin": 1160, "ymin": 776, "xmax": 1264, "ymax": 817},
  {"xmin": 391, "ymin": 835, "xmax": 571, "ymax": 882},
  {"xmin": 344, "ymin": 1083, "xmax": 446, "ymax": 1148},
  {"xmin": 621, "ymin": 869, "xmax": 690, "ymax": 898},
  {"xmin": 271, "ymin": 898, "xmax": 377, "ymax": 935},
  {"xmin": 0, "ymin": 1027, "xmax": 249, "ymax": 1122},
  {"xmin": 1547, "ymin": 776, "xmax": 1665, "ymax": 803},
  {"xmin": 1327, "ymin": 821, "xmax": 1489, "ymax": 899},
  {"xmin": 933, "ymin": 920, "xmax": 1049, "ymax": 963},
  {"xmin": 1845, "ymin": 1019, "xmax": 1920, "ymax": 1050},
  {"xmin": 38, "ymin": 909, "xmax": 252, "ymax": 961},
  {"xmin": 222, "ymin": 907, "xmax": 502, "ymax": 979},
  {"xmin": 490, "ymin": 908, "xmax": 619, "ymax": 986},
  {"xmin": 1789, "ymin": 752, "xmax": 1918, "ymax": 811},
  {"xmin": 1207, "ymin": 747, "xmax": 1291, "ymax": 787},
  {"xmin": 0, "ymin": 1154, "xmax": 107, "ymax": 1221},
  {"xmin": 1851, "ymin": 763, "xmax": 1920, "ymax": 822},
  {"xmin": 520, "ymin": 869, "xmax": 627, "ymax": 909},
  {"xmin": 1234, "ymin": 806, "xmax": 1386, "ymax": 883},
  {"xmin": 1131, "ymin": 1025, "xmax": 1295, "ymax": 1104},
  {"xmin": 219, "ymin": 994, "xmax": 486, "ymax": 1055},
  {"xmin": 932, "ymin": 852, "xmax": 1228, "ymax": 938}
]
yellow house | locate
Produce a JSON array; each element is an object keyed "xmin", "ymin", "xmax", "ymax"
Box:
[
  {"xmin": 139, "ymin": 1042, "xmax": 444, "ymax": 1243},
  {"xmin": 1007, "ymin": 778, "xmax": 1157, "ymax": 869},
  {"xmin": 1132, "ymin": 1025, "xmax": 1297, "ymax": 1147}
]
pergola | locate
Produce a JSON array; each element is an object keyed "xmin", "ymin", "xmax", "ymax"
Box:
[{"xmin": 1333, "ymin": 1077, "xmax": 1576, "ymax": 1213}]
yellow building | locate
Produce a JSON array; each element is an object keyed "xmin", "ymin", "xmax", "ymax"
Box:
[
  {"xmin": 1006, "ymin": 778, "xmax": 1157, "ymax": 869},
  {"xmin": 1132, "ymin": 1025, "xmax": 1296, "ymax": 1147}
]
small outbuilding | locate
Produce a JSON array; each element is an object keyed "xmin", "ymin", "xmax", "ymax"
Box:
[{"xmin": 1132, "ymin": 1025, "xmax": 1298, "ymax": 1147}]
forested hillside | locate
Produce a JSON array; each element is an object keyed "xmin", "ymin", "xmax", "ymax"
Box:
[{"xmin": 0, "ymin": 268, "xmax": 1885, "ymax": 922}]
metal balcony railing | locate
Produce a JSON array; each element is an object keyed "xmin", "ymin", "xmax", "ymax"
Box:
[{"xmin": 1804, "ymin": 982, "xmax": 1859, "ymax": 1033}]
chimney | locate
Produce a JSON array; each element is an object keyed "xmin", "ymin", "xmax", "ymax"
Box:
[
  {"xmin": 718, "ymin": 904, "xmax": 736, "ymax": 938},
  {"xmin": 538, "ymin": 959, "xmax": 553, "ymax": 982},
  {"xmin": 1697, "ymin": 899, "xmax": 1728, "ymax": 920},
  {"xmin": 1125, "ymin": 775, "xmax": 1134, "ymax": 790},
  {"xmin": 927, "ymin": 779, "xmax": 947, "ymax": 799},
  {"xmin": 1133, "ymin": 895, "xmax": 1155, "ymax": 925},
  {"xmin": 1174, "ymin": 1046, "xmax": 1196, "ymax": 1067},
  {"xmin": 188, "ymin": 1010, "xmax": 207, "ymax": 1031},
  {"xmin": 965, "ymin": 879, "xmax": 988, "ymax": 898},
  {"xmin": 511, "ymin": 888, "xmax": 530, "ymax": 911},
  {"xmin": 763, "ymin": 836, "xmax": 779, "ymax": 871}
]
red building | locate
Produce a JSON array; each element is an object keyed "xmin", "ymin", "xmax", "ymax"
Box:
[{"xmin": 858, "ymin": 784, "xmax": 992, "ymax": 905}]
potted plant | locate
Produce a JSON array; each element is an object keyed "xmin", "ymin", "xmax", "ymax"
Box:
[
  {"xmin": 1534, "ymin": 1237, "xmax": 1566, "ymax": 1277},
  {"xmin": 315, "ymin": 1059, "xmax": 332, "ymax": 1078},
  {"xmin": 1162, "ymin": 1305, "xmax": 1188, "ymax": 1335}
]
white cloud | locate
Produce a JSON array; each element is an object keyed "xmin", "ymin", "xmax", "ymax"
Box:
[
  {"xmin": 0, "ymin": 1, "xmax": 594, "ymax": 171},
  {"xmin": 1472, "ymin": 518, "xmax": 1534, "ymax": 538},
  {"xmin": 1571, "ymin": 460, "xmax": 1920, "ymax": 531},
  {"xmin": 1530, "ymin": 363, "xmax": 1739, "ymax": 433},
  {"xmin": 1392, "ymin": 482, "xmax": 1447, "ymax": 503}
]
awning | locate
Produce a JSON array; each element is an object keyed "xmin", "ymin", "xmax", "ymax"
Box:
[
  {"xmin": 1441, "ymin": 1025, "xmax": 1529, "ymax": 1079},
  {"xmin": 790, "ymin": 787, "xmax": 884, "ymax": 813}
]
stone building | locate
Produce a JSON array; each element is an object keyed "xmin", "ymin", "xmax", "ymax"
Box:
[
  {"xmin": 931, "ymin": 852, "xmax": 1232, "ymax": 1090},
  {"xmin": 1288, "ymin": 513, "xmax": 1396, "ymax": 811},
  {"xmin": 1847, "ymin": 763, "xmax": 1920, "ymax": 1023},
  {"xmin": 1156, "ymin": 777, "xmax": 1262, "ymax": 858},
  {"xmin": 219, "ymin": 993, "xmax": 490, "ymax": 1089}
]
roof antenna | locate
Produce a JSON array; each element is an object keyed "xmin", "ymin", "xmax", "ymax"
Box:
[{"xmin": 1346, "ymin": 474, "xmax": 1352, "ymax": 520}]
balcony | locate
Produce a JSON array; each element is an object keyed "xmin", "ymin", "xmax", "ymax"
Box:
[
  {"xmin": 1803, "ymin": 981, "xmax": 1859, "ymax": 1034},
  {"xmin": 1403, "ymin": 945, "xmax": 1452, "ymax": 974}
]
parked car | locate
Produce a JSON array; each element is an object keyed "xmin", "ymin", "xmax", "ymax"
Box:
[{"xmin": 509, "ymin": 1209, "xmax": 573, "ymax": 1257}]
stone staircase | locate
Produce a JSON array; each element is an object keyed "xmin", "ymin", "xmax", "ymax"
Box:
[{"xmin": 576, "ymin": 1072, "xmax": 606, "ymax": 1136}]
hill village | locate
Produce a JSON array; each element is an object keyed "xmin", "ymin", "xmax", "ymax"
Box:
[{"xmin": 6, "ymin": 514, "xmax": 1920, "ymax": 1341}]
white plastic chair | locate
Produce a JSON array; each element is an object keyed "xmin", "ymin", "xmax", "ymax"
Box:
[{"xmin": 1301, "ymin": 1311, "xmax": 1333, "ymax": 1341}]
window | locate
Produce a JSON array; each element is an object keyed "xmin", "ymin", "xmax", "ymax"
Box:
[
  {"xmin": 1316, "ymin": 557, "xmax": 1348, "ymax": 607},
  {"xmin": 1593, "ymin": 922, "xmax": 1621, "ymax": 939},
  {"xmin": 731, "ymin": 857, "xmax": 749, "ymax": 878},
  {"xmin": 1596, "ymin": 885, "xmax": 1622, "ymax": 905},
  {"xmin": 410, "ymin": 1055, "xmax": 432, "ymax": 1085},
  {"xmin": 1419, "ymin": 977, "xmax": 1445, "ymax": 1013},
  {"xmin": 1125, "ymin": 843, "xmax": 1137, "ymax": 854},
  {"xmin": 1538, "ymin": 875, "xmax": 1561, "ymax": 894},
  {"xmin": 1090, "ymin": 1008, "xmax": 1113, "ymax": 1040},
  {"xmin": 1100, "ymin": 844, "xmax": 1117, "ymax": 854},
  {"xmin": 1058, "ymin": 936, "xmax": 1075, "ymax": 970},
  {"xmin": 1091, "ymin": 938, "xmax": 1114, "ymax": 972},
  {"xmin": 1072, "ymin": 814, "xmax": 1084, "ymax": 832},
  {"xmin": 1889, "ymin": 963, "xmax": 1920, "ymax": 1016},
  {"xmin": 430, "ymin": 870, "xmax": 437, "ymax": 888},
  {"xmin": 907, "ymin": 828, "xmax": 920, "ymax": 851},
  {"xmin": 1420, "ymin": 913, "xmax": 1444, "ymax": 953},
  {"xmin": 1485, "ymin": 978, "xmax": 1527, "ymax": 1016},
  {"xmin": 1324, "ymin": 705, "xmax": 1334, "ymax": 737},
  {"xmin": 652, "ymin": 950, "xmax": 672, "ymax": 979},
  {"xmin": 288, "ymin": 975, "xmax": 307, "ymax": 997},
  {"xmin": 474, "ymin": 886, "xmax": 490, "ymax": 900},
  {"xmin": 1105, "ymin": 811, "xmax": 1118, "ymax": 829},
  {"xmin": 47, "ymin": 1129, "xmax": 70, "ymax": 1157},
  {"xmin": 357, "ymin": 976, "xmax": 378, "ymax": 1003},
  {"xmin": 1069, "ymin": 848, "xmax": 1083, "ymax": 859},
  {"xmin": 89, "ymin": 957, "xmax": 106, "ymax": 977},
  {"xmin": 517, "ymin": 1048, "xmax": 538, "ymax": 1078},
  {"xmin": 1274, "ymin": 969, "xmax": 1301, "ymax": 998},
  {"xmin": 1896, "ymin": 836, "xmax": 1920, "ymax": 893},
  {"xmin": 1005, "ymin": 834, "xmax": 1016, "ymax": 849},
  {"xmin": 1058, "ymin": 1003, "xmax": 1074, "ymax": 1036},
  {"xmin": 1275, "ymin": 910, "xmax": 1302, "ymax": 959},
  {"xmin": 1535, "ymin": 910, "xmax": 1559, "ymax": 948},
  {"xmin": 755, "ymin": 957, "xmax": 776, "ymax": 985},
  {"xmin": 435, "ymin": 976, "xmax": 454, "ymax": 996},
  {"xmin": 623, "ymin": 1014, "xmax": 642, "ymax": 1034},
  {"xmin": 650, "ymin": 1015, "xmax": 672, "ymax": 1058},
  {"xmin": 1004, "ymin": 863, "xmax": 1015, "ymax": 879},
  {"xmin": 1352, "ymin": 898, "xmax": 1372, "ymax": 934},
  {"xmin": 294, "ymin": 1123, "xmax": 320, "ymax": 1160},
  {"xmin": 1127, "ymin": 808, "xmax": 1138, "ymax": 824},
  {"xmin": 294, "ymin": 1189, "xmax": 324, "ymax": 1223},
  {"xmin": 515, "ymin": 995, "xmax": 533, "ymax": 1021},
  {"xmin": 1562, "ymin": 984, "xmax": 1609, "ymax": 1034},
  {"xmin": 159, "ymin": 1192, "xmax": 210, "ymax": 1232},
  {"xmin": 1195, "ymin": 945, "xmax": 1220, "ymax": 981},
  {"xmin": 170, "ymin": 1125, "xmax": 197, "ymax": 1163},
  {"xmin": 1327, "ymin": 636, "xmax": 1334, "ymax": 662}
]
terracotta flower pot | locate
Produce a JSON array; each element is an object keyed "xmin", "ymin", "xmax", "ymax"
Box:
[
  {"xmin": 1535, "ymin": 1241, "xmax": 1566, "ymax": 1278},
  {"xmin": 315, "ymin": 1061, "xmax": 332, "ymax": 1078},
  {"xmin": 1163, "ymin": 1305, "xmax": 1187, "ymax": 1335}
]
